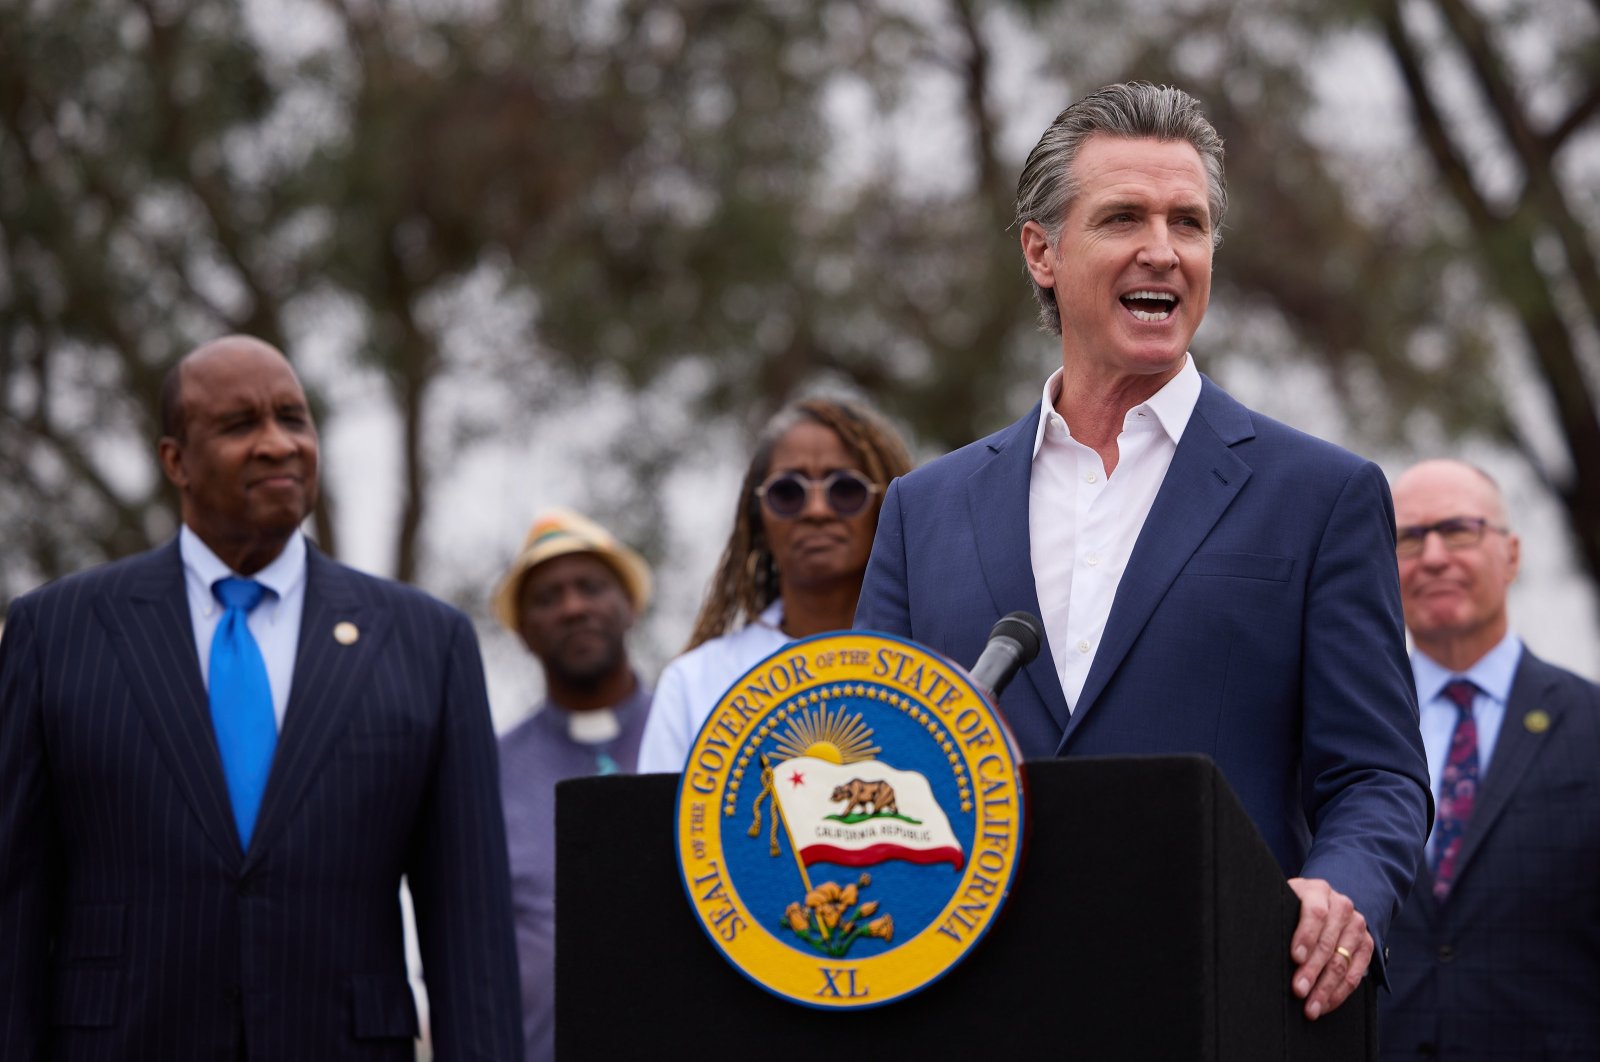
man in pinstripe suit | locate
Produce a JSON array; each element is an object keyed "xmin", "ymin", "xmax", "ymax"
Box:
[{"xmin": 0, "ymin": 336, "xmax": 522, "ymax": 1060}]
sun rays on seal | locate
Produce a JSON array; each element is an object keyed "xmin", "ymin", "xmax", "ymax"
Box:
[{"xmin": 773, "ymin": 704, "xmax": 880, "ymax": 764}]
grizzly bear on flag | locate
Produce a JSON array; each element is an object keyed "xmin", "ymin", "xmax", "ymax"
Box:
[{"xmin": 830, "ymin": 779, "xmax": 898, "ymax": 817}]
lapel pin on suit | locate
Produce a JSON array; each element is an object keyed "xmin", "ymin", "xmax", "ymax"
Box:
[
  {"xmin": 334, "ymin": 621, "xmax": 360, "ymax": 646},
  {"xmin": 1523, "ymin": 709, "xmax": 1550, "ymax": 734}
]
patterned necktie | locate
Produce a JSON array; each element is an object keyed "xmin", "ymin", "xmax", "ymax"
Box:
[
  {"xmin": 210, "ymin": 577, "xmax": 278, "ymax": 849},
  {"xmin": 1429, "ymin": 678, "xmax": 1480, "ymax": 899}
]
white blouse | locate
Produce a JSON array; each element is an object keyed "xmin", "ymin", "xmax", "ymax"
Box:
[{"xmin": 636, "ymin": 601, "xmax": 790, "ymax": 772}]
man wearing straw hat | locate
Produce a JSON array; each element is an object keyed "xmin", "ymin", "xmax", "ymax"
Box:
[{"xmin": 493, "ymin": 509, "xmax": 653, "ymax": 1062}]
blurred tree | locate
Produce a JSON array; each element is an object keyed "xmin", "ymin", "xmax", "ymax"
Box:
[
  {"xmin": 0, "ymin": 0, "xmax": 314, "ymax": 595},
  {"xmin": 1, "ymin": 0, "xmax": 1595, "ymax": 613},
  {"xmin": 1373, "ymin": 0, "xmax": 1600, "ymax": 584},
  {"xmin": 516, "ymin": 0, "xmax": 1038, "ymax": 446}
]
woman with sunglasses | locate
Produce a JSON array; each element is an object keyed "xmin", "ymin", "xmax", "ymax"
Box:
[{"xmin": 637, "ymin": 397, "xmax": 913, "ymax": 772}]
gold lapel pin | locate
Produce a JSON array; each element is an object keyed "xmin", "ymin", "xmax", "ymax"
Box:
[
  {"xmin": 333, "ymin": 621, "xmax": 360, "ymax": 646},
  {"xmin": 1523, "ymin": 709, "xmax": 1550, "ymax": 734}
]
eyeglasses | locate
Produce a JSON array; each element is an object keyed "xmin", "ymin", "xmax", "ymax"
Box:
[
  {"xmin": 1395, "ymin": 516, "xmax": 1508, "ymax": 558},
  {"xmin": 756, "ymin": 470, "xmax": 881, "ymax": 519}
]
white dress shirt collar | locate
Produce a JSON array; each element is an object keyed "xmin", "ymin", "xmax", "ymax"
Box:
[
  {"xmin": 1032, "ymin": 353, "xmax": 1201, "ymax": 459},
  {"xmin": 179, "ymin": 524, "xmax": 307, "ymax": 609},
  {"xmin": 1411, "ymin": 630, "xmax": 1523, "ymax": 709}
]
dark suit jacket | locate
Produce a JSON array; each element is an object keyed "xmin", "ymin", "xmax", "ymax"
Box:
[
  {"xmin": 856, "ymin": 378, "xmax": 1432, "ymax": 970},
  {"xmin": 1380, "ymin": 650, "xmax": 1600, "ymax": 1060},
  {"xmin": 0, "ymin": 540, "xmax": 522, "ymax": 1061}
]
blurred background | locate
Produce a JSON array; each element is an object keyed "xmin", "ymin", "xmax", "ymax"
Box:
[{"xmin": 4, "ymin": 0, "xmax": 1599, "ymax": 729}]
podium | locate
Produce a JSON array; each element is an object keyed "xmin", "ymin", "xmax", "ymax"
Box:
[{"xmin": 556, "ymin": 754, "xmax": 1375, "ymax": 1060}]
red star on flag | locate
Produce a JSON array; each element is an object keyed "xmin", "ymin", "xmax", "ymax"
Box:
[{"xmin": 787, "ymin": 770, "xmax": 806, "ymax": 787}]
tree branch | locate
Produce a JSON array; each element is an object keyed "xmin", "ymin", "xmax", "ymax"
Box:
[
  {"xmin": 1431, "ymin": 0, "xmax": 1600, "ymax": 336},
  {"xmin": 1546, "ymin": 80, "xmax": 1600, "ymax": 152},
  {"xmin": 1, "ymin": 417, "xmax": 152, "ymax": 537},
  {"xmin": 1381, "ymin": 0, "xmax": 1600, "ymax": 594},
  {"xmin": 1376, "ymin": 0, "xmax": 1498, "ymax": 232},
  {"xmin": 948, "ymin": 0, "xmax": 1007, "ymax": 225}
]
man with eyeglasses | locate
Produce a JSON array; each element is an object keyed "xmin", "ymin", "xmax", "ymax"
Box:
[{"xmin": 1380, "ymin": 459, "xmax": 1600, "ymax": 1059}]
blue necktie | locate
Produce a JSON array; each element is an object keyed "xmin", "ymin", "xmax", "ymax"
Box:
[{"xmin": 210, "ymin": 577, "xmax": 277, "ymax": 848}]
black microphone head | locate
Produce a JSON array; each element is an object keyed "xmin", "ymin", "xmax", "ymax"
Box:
[{"xmin": 989, "ymin": 611, "xmax": 1042, "ymax": 664}]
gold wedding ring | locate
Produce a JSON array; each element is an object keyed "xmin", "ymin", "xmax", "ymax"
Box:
[{"xmin": 1335, "ymin": 946, "xmax": 1354, "ymax": 961}]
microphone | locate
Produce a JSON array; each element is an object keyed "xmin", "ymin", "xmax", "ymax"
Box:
[{"xmin": 968, "ymin": 611, "xmax": 1043, "ymax": 703}]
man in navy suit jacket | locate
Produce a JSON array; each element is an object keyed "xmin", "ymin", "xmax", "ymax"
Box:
[
  {"xmin": 855, "ymin": 82, "xmax": 1431, "ymax": 1022},
  {"xmin": 1380, "ymin": 459, "xmax": 1600, "ymax": 1059},
  {"xmin": 0, "ymin": 336, "xmax": 521, "ymax": 1059}
]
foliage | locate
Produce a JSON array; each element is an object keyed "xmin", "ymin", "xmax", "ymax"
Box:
[{"xmin": 1, "ymin": 0, "xmax": 1596, "ymax": 613}]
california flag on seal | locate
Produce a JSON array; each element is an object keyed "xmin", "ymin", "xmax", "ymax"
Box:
[{"xmin": 766, "ymin": 756, "xmax": 964, "ymax": 870}]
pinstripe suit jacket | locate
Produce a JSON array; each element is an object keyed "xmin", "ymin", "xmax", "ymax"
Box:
[
  {"xmin": 0, "ymin": 540, "xmax": 522, "ymax": 1061},
  {"xmin": 1379, "ymin": 650, "xmax": 1600, "ymax": 1060}
]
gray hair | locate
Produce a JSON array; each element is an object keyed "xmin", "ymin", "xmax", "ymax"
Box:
[{"xmin": 1015, "ymin": 82, "xmax": 1228, "ymax": 335}]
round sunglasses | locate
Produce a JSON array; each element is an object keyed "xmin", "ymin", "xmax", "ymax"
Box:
[{"xmin": 755, "ymin": 469, "xmax": 881, "ymax": 519}]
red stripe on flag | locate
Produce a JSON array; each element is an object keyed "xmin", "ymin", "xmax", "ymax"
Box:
[{"xmin": 799, "ymin": 843, "xmax": 964, "ymax": 871}]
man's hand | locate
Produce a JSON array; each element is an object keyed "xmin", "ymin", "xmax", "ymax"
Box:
[{"xmin": 1287, "ymin": 877, "xmax": 1371, "ymax": 1020}]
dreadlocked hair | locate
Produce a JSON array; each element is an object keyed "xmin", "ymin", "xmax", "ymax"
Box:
[{"xmin": 683, "ymin": 396, "xmax": 913, "ymax": 652}]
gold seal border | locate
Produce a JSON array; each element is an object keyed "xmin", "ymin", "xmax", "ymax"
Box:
[{"xmin": 675, "ymin": 631, "xmax": 1025, "ymax": 1009}]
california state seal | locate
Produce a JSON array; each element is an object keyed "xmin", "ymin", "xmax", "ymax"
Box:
[{"xmin": 675, "ymin": 631, "xmax": 1025, "ymax": 1009}]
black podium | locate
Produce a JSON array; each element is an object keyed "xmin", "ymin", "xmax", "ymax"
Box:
[{"xmin": 556, "ymin": 755, "xmax": 1375, "ymax": 1060}]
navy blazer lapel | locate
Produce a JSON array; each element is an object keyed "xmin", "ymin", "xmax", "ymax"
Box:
[
  {"xmin": 966, "ymin": 402, "xmax": 1073, "ymax": 733},
  {"xmin": 1449, "ymin": 652, "xmax": 1561, "ymax": 886},
  {"xmin": 92, "ymin": 541, "xmax": 242, "ymax": 860},
  {"xmin": 1063, "ymin": 378, "xmax": 1254, "ymax": 745},
  {"xmin": 245, "ymin": 548, "xmax": 391, "ymax": 862}
]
